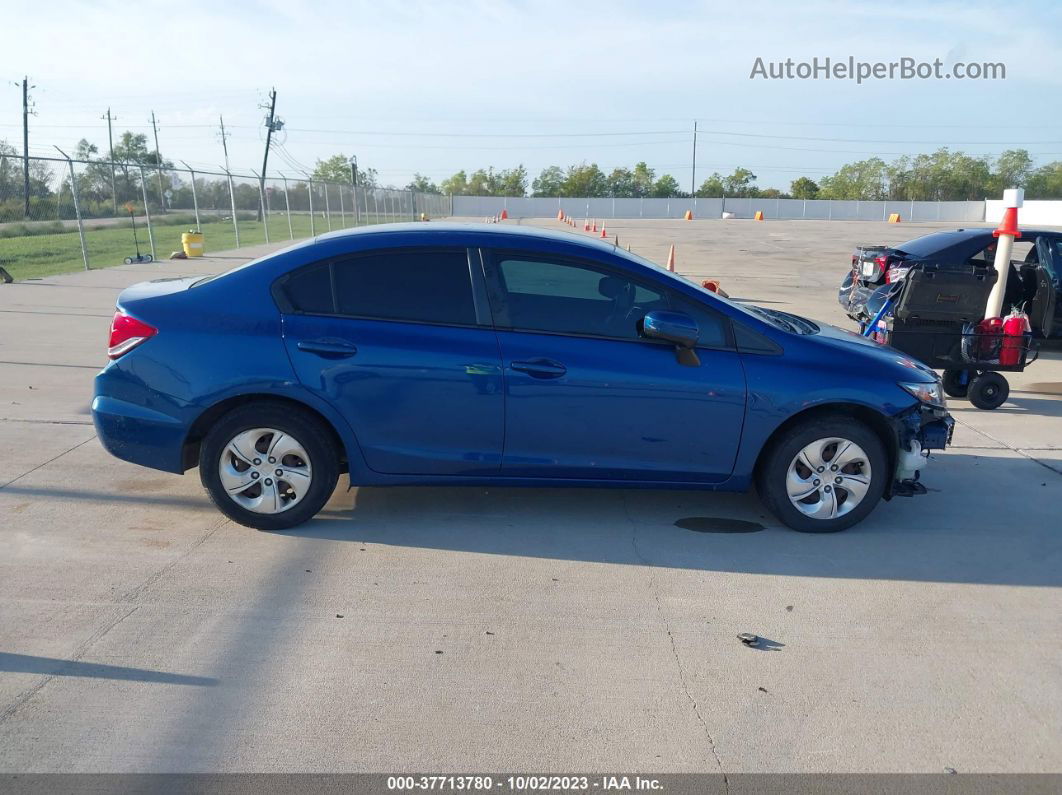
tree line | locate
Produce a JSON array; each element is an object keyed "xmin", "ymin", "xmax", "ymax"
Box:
[
  {"xmin": 403, "ymin": 149, "xmax": 1062, "ymax": 201},
  {"xmin": 5, "ymin": 134, "xmax": 1062, "ymax": 221}
]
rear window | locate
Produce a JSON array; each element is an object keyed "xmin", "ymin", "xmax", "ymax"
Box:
[{"xmin": 894, "ymin": 231, "xmax": 979, "ymax": 258}]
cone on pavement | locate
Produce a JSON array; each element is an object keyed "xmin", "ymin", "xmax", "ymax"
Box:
[
  {"xmin": 592, "ymin": 220, "xmax": 598, "ymax": 233},
  {"xmin": 753, "ymin": 210, "xmax": 764, "ymax": 221},
  {"xmin": 500, "ymin": 209, "xmax": 508, "ymax": 220},
  {"xmin": 666, "ymin": 244, "xmax": 676, "ymax": 272},
  {"xmin": 683, "ymin": 209, "xmax": 693, "ymax": 221},
  {"xmin": 600, "ymin": 225, "xmax": 607, "ymax": 238}
]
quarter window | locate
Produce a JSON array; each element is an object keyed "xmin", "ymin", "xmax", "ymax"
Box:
[{"xmin": 282, "ymin": 263, "xmax": 333, "ymax": 314}]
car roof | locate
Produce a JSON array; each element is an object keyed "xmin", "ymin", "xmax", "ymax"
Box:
[
  {"xmin": 914, "ymin": 227, "xmax": 1057, "ymax": 240},
  {"xmin": 313, "ymin": 221, "xmax": 622, "ymax": 255}
]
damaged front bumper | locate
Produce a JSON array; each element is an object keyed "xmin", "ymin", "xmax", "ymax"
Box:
[{"xmin": 886, "ymin": 403, "xmax": 954, "ymax": 499}]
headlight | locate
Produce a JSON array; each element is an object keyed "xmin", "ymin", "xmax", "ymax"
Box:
[{"xmin": 899, "ymin": 380, "xmax": 946, "ymax": 407}]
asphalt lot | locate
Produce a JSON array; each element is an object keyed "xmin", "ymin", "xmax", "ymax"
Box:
[{"xmin": 1, "ymin": 218, "xmax": 1060, "ymax": 773}]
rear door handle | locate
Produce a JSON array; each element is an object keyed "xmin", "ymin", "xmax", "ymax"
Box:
[
  {"xmin": 510, "ymin": 358, "xmax": 567, "ymax": 378},
  {"xmin": 297, "ymin": 338, "xmax": 358, "ymax": 358}
]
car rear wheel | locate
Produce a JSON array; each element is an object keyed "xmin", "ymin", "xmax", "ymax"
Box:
[
  {"xmin": 199, "ymin": 403, "xmax": 340, "ymax": 531},
  {"xmin": 757, "ymin": 416, "xmax": 887, "ymax": 533}
]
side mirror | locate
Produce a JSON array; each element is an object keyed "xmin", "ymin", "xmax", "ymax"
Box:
[
  {"xmin": 641, "ymin": 310, "xmax": 699, "ymax": 348},
  {"xmin": 640, "ymin": 310, "xmax": 701, "ymax": 366}
]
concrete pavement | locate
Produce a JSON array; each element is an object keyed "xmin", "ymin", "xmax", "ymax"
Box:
[{"xmin": 0, "ymin": 221, "xmax": 1059, "ymax": 773}]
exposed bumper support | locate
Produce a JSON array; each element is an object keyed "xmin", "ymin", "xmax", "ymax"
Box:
[{"xmin": 885, "ymin": 404, "xmax": 954, "ymax": 499}]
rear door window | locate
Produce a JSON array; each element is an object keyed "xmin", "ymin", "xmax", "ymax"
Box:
[
  {"xmin": 279, "ymin": 248, "xmax": 477, "ymax": 326},
  {"xmin": 333, "ymin": 250, "xmax": 476, "ymax": 325}
]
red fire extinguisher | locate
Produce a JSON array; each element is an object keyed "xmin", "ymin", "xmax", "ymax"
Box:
[
  {"xmin": 1000, "ymin": 308, "xmax": 1030, "ymax": 366},
  {"xmin": 976, "ymin": 316, "xmax": 1003, "ymax": 361}
]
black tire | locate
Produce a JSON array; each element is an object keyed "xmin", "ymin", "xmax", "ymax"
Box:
[
  {"xmin": 199, "ymin": 402, "xmax": 340, "ymax": 531},
  {"xmin": 757, "ymin": 415, "xmax": 888, "ymax": 533},
  {"xmin": 967, "ymin": 372, "xmax": 1009, "ymax": 410},
  {"xmin": 144, "ymin": 254, "xmax": 154, "ymax": 263},
  {"xmin": 123, "ymin": 257, "xmax": 133, "ymax": 264},
  {"xmin": 942, "ymin": 369, "xmax": 969, "ymax": 398}
]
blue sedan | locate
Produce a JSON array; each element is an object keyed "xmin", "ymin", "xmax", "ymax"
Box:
[{"xmin": 92, "ymin": 224, "xmax": 953, "ymax": 532}]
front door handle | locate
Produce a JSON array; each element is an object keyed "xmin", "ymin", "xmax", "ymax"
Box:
[
  {"xmin": 510, "ymin": 358, "xmax": 567, "ymax": 378},
  {"xmin": 297, "ymin": 338, "xmax": 358, "ymax": 358}
]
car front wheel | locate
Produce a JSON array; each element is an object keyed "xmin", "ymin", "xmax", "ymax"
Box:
[
  {"xmin": 199, "ymin": 402, "xmax": 340, "ymax": 531},
  {"xmin": 758, "ymin": 416, "xmax": 887, "ymax": 533}
]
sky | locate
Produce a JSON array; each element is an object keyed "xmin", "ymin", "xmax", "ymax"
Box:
[{"xmin": 3, "ymin": 0, "xmax": 1062, "ymax": 192}]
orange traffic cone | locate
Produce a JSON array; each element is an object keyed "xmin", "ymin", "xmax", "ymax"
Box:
[
  {"xmin": 753, "ymin": 210, "xmax": 764, "ymax": 221},
  {"xmin": 557, "ymin": 209, "xmax": 564, "ymax": 221},
  {"xmin": 583, "ymin": 219, "xmax": 590, "ymax": 231},
  {"xmin": 666, "ymin": 244, "xmax": 676, "ymax": 272},
  {"xmin": 683, "ymin": 209, "xmax": 693, "ymax": 221},
  {"xmin": 592, "ymin": 220, "xmax": 598, "ymax": 233},
  {"xmin": 702, "ymin": 279, "xmax": 729, "ymax": 297},
  {"xmin": 600, "ymin": 225, "xmax": 607, "ymax": 238},
  {"xmin": 500, "ymin": 208, "xmax": 508, "ymax": 220}
]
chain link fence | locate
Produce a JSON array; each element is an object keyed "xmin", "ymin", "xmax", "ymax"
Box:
[{"xmin": 0, "ymin": 154, "xmax": 451, "ymax": 281}]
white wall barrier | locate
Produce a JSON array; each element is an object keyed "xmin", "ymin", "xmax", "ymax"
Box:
[
  {"xmin": 985, "ymin": 200, "xmax": 1062, "ymax": 227},
  {"xmin": 451, "ymin": 196, "xmax": 986, "ymax": 223}
]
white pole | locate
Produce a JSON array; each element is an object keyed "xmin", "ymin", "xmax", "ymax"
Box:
[{"xmin": 984, "ymin": 188, "xmax": 1023, "ymax": 319}]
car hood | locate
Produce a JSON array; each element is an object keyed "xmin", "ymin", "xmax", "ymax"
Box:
[{"xmin": 801, "ymin": 316, "xmax": 939, "ymax": 382}]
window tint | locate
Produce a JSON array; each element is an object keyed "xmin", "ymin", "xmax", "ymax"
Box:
[
  {"xmin": 283, "ymin": 263, "xmax": 333, "ymax": 314},
  {"xmin": 670, "ymin": 297, "xmax": 730, "ymax": 348},
  {"xmin": 497, "ymin": 257, "xmax": 668, "ymax": 339},
  {"xmin": 333, "ymin": 250, "xmax": 476, "ymax": 325}
]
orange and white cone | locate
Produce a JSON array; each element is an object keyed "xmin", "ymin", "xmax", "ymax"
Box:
[{"xmin": 666, "ymin": 244, "xmax": 676, "ymax": 272}]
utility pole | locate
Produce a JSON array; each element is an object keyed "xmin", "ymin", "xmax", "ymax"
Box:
[
  {"xmin": 149, "ymin": 111, "xmax": 165, "ymax": 211},
  {"xmin": 17, "ymin": 77, "xmax": 34, "ymax": 219},
  {"xmin": 690, "ymin": 120, "xmax": 698, "ymax": 198},
  {"xmin": 218, "ymin": 115, "xmax": 232, "ymax": 172},
  {"xmin": 258, "ymin": 88, "xmax": 281, "ymax": 222},
  {"xmin": 102, "ymin": 108, "xmax": 118, "ymax": 215},
  {"xmin": 350, "ymin": 155, "xmax": 360, "ymax": 226}
]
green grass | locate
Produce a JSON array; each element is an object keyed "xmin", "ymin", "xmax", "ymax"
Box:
[{"xmin": 0, "ymin": 212, "xmax": 397, "ymax": 281}]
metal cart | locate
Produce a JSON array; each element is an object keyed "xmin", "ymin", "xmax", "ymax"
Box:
[{"xmin": 859, "ymin": 263, "xmax": 1040, "ymax": 410}]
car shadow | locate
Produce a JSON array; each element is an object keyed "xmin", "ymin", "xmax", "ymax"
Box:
[
  {"xmin": 265, "ymin": 451, "xmax": 1062, "ymax": 588},
  {"xmin": 0, "ymin": 652, "xmax": 217, "ymax": 686}
]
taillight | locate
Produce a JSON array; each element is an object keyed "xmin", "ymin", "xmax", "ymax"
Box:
[
  {"xmin": 108, "ymin": 311, "xmax": 157, "ymax": 359},
  {"xmin": 875, "ymin": 255, "xmax": 888, "ymax": 275}
]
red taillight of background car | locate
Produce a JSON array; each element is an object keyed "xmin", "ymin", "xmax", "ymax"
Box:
[
  {"xmin": 107, "ymin": 311, "xmax": 157, "ymax": 359},
  {"xmin": 874, "ymin": 255, "xmax": 888, "ymax": 278}
]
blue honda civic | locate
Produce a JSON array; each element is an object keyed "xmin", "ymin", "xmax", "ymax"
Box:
[{"xmin": 92, "ymin": 224, "xmax": 953, "ymax": 533}]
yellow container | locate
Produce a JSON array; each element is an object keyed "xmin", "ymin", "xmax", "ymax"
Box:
[{"xmin": 182, "ymin": 230, "xmax": 205, "ymax": 257}]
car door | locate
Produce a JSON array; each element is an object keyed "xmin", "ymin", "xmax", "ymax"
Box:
[
  {"xmin": 277, "ymin": 247, "xmax": 504, "ymax": 475},
  {"xmin": 483, "ymin": 249, "xmax": 747, "ymax": 482},
  {"xmin": 1033, "ymin": 237, "xmax": 1060, "ymax": 337}
]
